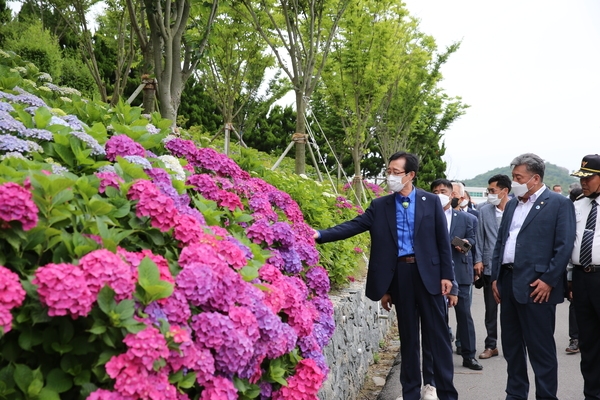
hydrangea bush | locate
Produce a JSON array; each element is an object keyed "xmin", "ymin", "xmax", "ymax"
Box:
[{"xmin": 0, "ymin": 50, "xmax": 340, "ymax": 399}]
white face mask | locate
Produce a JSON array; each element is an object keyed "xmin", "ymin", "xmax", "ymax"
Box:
[
  {"xmin": 511, "ymin": 175, "xmax": 535, "ymax": 198},
  {"xmin": 387, "ymin": 174, "xmax": 406, "ymax": 193},
  {"xmin": 437, "ymin": 193, "xmax": 450, "ymax": 208},
  {"xmin": 487, "ymin": 193, "xmax": 502, "ymax": 206},
  {"xmin": 460, "ymin": 199, "xmax": 469, "ymax": 208}
]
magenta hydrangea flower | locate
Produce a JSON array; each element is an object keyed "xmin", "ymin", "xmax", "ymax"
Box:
[
  {"xmin": 0, "ymin": 265, "xmax": 26, "ymax": 333},
  {"xmin": 86, "ymin": 389, "xmax": 131, "ymax": 400},
  {"xmin": 216, "ymin": 190, "xmax": 243, "ymax": 211},
  {"xmin": 79, "ymin": 249, "xmax": 135, "ymax": 301},
  {"xmin": 96, "ymin": 171, "xmax": 124, "ymax": 194},
  {"xmin": 105, "ymin": 134, "xmax": 146, "ymax": 162},
  {"xmin": 216, "ymin": 239, "xmax": 247, "ymax": 270},
  {"xmin": 271, "ymin": 359, "xmax": 324, "ymax": 400},
  {"xmin": 0, "ymin": 181, "xmax": 39, "ymax": 230},
  {"xmin": 33, "ymin": 263, "xmax": 95, "ymax": 319},
  {"xmin": 178, "ymin": 243, "xmax": 222, "ymax": 269},
  {"xmin": 122, "ymin": 326, "xmax": 170, "ymax": 370},
  {"xmin": 199, "ymin": 376, "xmax": 238, "ymax": 400},
  {"xmin": 175, "ymin": 264, "xmax": 215, "ymax": 307},
  {"xmin": 246, "ymin": 219, "xmax": 275, "ymax": 245},
  {"xmin": 173, "ymin": 214, "xmax": 205, "ymax": 246},
  {"xmin": 127, "ymin": 179, "xmax": 179, "ymax": 232},
  {"xmin": 186, "ymin": 174, "xmax": 220, "ymax": 201}
]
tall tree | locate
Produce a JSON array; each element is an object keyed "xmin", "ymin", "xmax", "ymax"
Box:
[
  {"xmin": 198, "ymin": 3, "xmax": 275, "ymax": 154},
  {"xmin": 238, "ymin": 0, "xmax": 350, "ymax": 174},
  {"xmin": 320, "ymin": 0, "xmax": 410, "ymax": 197},
  {"xmin": 142, "ymin": 0, "xmax": 218, "ymax": 125}
]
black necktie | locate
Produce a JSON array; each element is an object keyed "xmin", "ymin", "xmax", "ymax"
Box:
[{"xmin": 580, "ymin": 200, "xmax": 597, "ymax": 266}]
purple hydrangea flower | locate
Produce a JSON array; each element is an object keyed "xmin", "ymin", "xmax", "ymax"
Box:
[
  {"xmin": 23, "ymin": 128, "xmax": 53, "ymax": 141},
  {"xmin": 0, "ymin": 111, "xmax": 27, "ymax": 134},
  {"xmin": 0, "ymin": 134, "xmax": 42, "ymax": 153},
  {"xmin": 0, "ymin": 102, "xmax": 15, "ymax": 113}
]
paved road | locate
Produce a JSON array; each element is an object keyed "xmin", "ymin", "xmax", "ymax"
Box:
[{"xmin": 377, "ymin": 287, "xmax": 584, "ymax": 399}]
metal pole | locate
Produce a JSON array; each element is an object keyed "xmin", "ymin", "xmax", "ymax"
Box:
[{"xmin": 271, "ymin": 141, "xmax": 296, "ymax": 171}]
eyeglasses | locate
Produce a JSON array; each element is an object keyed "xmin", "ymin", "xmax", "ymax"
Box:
[{"xmin": 386, "ymin": 170, "xmax": 407, "ymax": 177}]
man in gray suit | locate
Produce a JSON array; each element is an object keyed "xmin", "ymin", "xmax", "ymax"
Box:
[
  {"xmin": 473, "ymin": 174, "xmax": 512, "ymax": 360},
  {"xmin": 491, "ymin": 153, "xmax": 576, "ymax": 400}
]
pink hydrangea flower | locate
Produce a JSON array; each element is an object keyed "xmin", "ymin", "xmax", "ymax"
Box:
[
  {"xmin": 96, "ymin": 171, "xmax": 124, "ymax": 194},
  {"xmin": 216, "ymin": 239, "xmax": 247, "ymax": 270},
  {"xmin": 271, "ymin": 359, "xmax": 324, "ymax": 400},
  {"xmin": 0, "ymin": 265, "xmax": 26, "ymax": 310},
  {"xmin": 79, "ymin": 249, "xmax": 135, "ymax": 301},
  {"xmin": 122, "ymin": 326, "xmax": 170, "ymax": 370},
  {"xmin": 216, "ymin": 190, "xmax": 243, "ymax": 211},
  {"xmin": 105, "ymin": 134, "xmax": 146, "ymax": 162},
  {"xmin": 0, "ymin": 266, "xmax": 26, "ymax": 333},
  {"xmin": 33, "ymin": 263, "xmax": 95, "ymax": 319},
  {"xmin": 134, "ymin": 189, "xmax": 178, "ymax": 232},
  {"xmin": 0, "ymin": 182, "xmax": 39, "ymax": 230},
  {"xmin": 173, "ymin": 214, "xmax": 205, "ymax": 246},
  {"xmin": 199, "ymin": 376, "xmax": 238, "ymax": 400},
  {"xmin": 87, "ymin": 389, "xmax": 131, "ymax": 400}
]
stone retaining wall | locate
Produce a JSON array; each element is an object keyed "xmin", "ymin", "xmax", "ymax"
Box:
[{"xmin": 318, "ymin": 277, "xmax": 397, "ymax": 400}]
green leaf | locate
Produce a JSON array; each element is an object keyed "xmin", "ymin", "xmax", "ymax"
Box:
[
  {"xmin": 73, "ymin": 370, "xmax": 91, "ymax": 386},
  {"xmin": 53, "ymin": 144, "xmax": 74, "ymax": 168},
  {"xmin": 51, "ymin": 189, "xmax": 74, "ymax": 206},
  {"xmin": 178, "ymin": 371, "xmax": 197, "ymax": 389},
  {"xmin": 13, "ymin": 364, "xmax": 33, "ymax": 394},
  {"xmin": 138, "ymin": 257, "xmax": 160, "ymax": 286},
  {"xmin": 97, "ymin": 286, "xmax": 117, "ymax": 314},
  {"xmin": 115, "ymin": 300, "xmax": 135, "ymax": 320},
  {"xmin": 51, "ymin": 342, "xmax": 73, "ymax": 354},
  {"xmin": 27, "ymin": 377, "xmax": 43, "ymax": 397},
  {"xmin": 240, "ymin": 265, "xmax": 259, "ymax": 282},
  {"xmin": 34, "ymin": 106, "xmax": 53, "ymax": 128},
  {"xmin": 37, "ymin": 387, "xmax": 61, "ymax": 400},
  {"xmin": 45, "ymin": 369, "xmax": 73, "ymax": 393},
  {"xmin": 145, "ymin": 230, "xmax": 165, "ymax": 246},
  {"xmin": 88, "ymin": 197, "xmax": 114, "ymax": 215}
]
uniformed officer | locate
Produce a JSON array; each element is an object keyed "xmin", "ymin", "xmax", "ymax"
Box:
[{"xmin": 570, "ymin": 154, "xmax": 600, "ymax": 400}]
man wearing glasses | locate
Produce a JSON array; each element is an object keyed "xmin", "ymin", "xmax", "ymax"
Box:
[
  {"xmin": 473, "ymin": 174, "xmax": 511, "ymax": 360},
  {"xmin": 314, "ymin": 152, "xmax": 458, "ymax": 400}
]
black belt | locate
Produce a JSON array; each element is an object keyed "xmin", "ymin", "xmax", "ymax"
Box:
[
  {"xmin": 398, "ymin": 255, "xmax": 416, "ymax": 264},
  {"xmin": 574, "ymin": 264, "xmax": 600, "ymax": 273},
  {"xmin": 501, "ymin": 263, "xmax": 514, "ymax": 270}
]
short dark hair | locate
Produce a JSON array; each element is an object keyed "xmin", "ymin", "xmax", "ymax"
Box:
[
  {"xmin": 488, "ymin": 174, "xmax": 512, "ymax": 193},
  {"xmin": 510, "ymin": 153, "xmax": 545, "ymax": 180},
  {"xmin": 389, "ymin": 152, "xmax": 419, "ymax": 177},
  {"xmin": 569, "ymin": 187, "xmax": 583, "ymax": 202},
  {"xmin": 430, "ymin": 178, "xmax": 453, "ymax": 192},
  {"xmin": 552, "ymin": 184, "xmax": 562, "ymax": 190}
]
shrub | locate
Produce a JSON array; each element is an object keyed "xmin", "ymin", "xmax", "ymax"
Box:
[{"xmin": 0, "ymin": 51, "xmax": 334, "ymax": 399}]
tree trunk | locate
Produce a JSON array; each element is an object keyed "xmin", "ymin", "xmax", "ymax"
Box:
[{"xmin": 294, "ymin": 90, "xmax": 306, "ymax": 175}]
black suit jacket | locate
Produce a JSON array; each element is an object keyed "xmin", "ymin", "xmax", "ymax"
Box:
[{"xmin": 318, "ymin": 188, "xmax": 455, "ymax": 301}]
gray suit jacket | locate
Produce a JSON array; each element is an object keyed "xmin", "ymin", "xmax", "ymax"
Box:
[
  {"xmin": 474, "ymin": 203, "xmax": 501, "ymax": 275},
  {"xmin": 491, "ymin": 188, "xmax": 576, "ymax": 304},
  {"xmin": 449, "ymin": 210, "xmax": 476, "ymax": 285}
]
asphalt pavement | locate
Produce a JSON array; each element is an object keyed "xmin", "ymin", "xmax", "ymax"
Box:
[{"xmin": 376, "ymin": 287, "xmax": 584, "ymax": 400}]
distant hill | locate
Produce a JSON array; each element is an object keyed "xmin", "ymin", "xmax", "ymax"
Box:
[{"xmin": 462, "ymin": 162, "xmax": 579, "ymax": 195}]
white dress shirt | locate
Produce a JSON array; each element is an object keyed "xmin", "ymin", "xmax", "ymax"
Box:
[
  {"xmin": 502, "ymin": 185, "xmax": 547, "ymax": 264},
  {"xmin": 571, "ymin": 197, "xmax": 600, "ymax": 265},
  {"xmin": 444, "ymin": 206, "xmax": 453, "ymax": 234}
]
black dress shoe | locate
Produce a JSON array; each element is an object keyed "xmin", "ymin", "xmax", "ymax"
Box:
[
  {"xmin": 456, "ymin": 346, "xmax": 462, "ymax": 355},
  {"xmin": 463, "ymin": 358, "xmax": 483, "ymax": 370}
]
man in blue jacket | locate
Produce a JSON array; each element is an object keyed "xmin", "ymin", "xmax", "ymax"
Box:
[
  {"xmin": 314, "ymin": 152, "xmax": 458, "ymax": 400},
  {"xmin": 491, "ymin": 153, "xmax": 576, "ymax": 400}
]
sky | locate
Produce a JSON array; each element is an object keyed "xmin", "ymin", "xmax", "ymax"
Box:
[{"xmin": 401, "ymin": 0, "xmax": 600, "ymax": 180}]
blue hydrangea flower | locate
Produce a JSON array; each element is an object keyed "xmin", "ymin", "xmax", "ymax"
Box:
[
  {"xmin": 0, "ymin": 111, "xmax": 27, "ymax": 135},
  {"xmin": 23, "ymin": 129, "xmax": 53, "ymax": 141},
  {"xmin": 123, "ymin": 155, "xmax": 152, "ymax": 169},
  {"xmin": 0, "ymin": 134, "xmax": 43, "ymax": 153},
  {"xmin": 0, "ymin": 102, "xmax": 15, "ymax": 113},
  {"xmin": 70, "ymin": 131, "xmax": 106, "ymax": 156}
]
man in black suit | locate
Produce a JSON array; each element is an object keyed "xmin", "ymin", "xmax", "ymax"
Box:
[
  {"xmin": 314, "ymin": 152, "xmax": 458, "ymax": 400},
  {"xmin": 491, "ymin": 153, "xmax": 576, "ymax": 400},
  {"xmin": 432, "ymin": 179, "xmax": 482, "ymax": 371}
]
